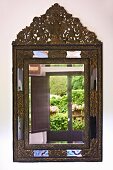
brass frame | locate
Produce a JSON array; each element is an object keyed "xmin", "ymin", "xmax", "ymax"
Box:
[{"xmin": 13, "ymin": 3, "xmax": 103, "ymax": 162}]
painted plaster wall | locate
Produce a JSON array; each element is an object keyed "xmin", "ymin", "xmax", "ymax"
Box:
[{"xmin": 0, "ymin": 0, "xmax": 113, "ymax": 170}]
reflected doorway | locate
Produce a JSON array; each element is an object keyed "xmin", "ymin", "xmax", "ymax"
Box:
[{"xmin": 29, "ymin": 64, "xmax": 85, "ymax": 144}]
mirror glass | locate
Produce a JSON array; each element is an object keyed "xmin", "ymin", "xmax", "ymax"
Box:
[
  {"xmin": 90, "ymin": 67, "xmax": 97, "ymax": 90},
  {"xmin": 28, "ymin": 61, "xmax": 85, "ymax": 144},
  {"xmin": 17, "ymin": 68, "xmax": 23, "ymax": 91},
  {"xmin": 33, "ymin": 50, "xmax": 81, "ymax": 58}
]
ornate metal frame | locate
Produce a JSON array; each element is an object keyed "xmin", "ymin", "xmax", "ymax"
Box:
[{"xmin": 13, "ymin": 3, "xmax": 102, "ymax": 162}]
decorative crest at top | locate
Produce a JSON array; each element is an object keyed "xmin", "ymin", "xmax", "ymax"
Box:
[{"xmin": 13, "ymin": 3, "xmax": 101, "ymax": 45}]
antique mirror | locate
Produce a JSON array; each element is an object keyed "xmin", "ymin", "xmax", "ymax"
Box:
[{"xmin": 13, "ymin": 3, "xmax": 102, "ymax": 162}]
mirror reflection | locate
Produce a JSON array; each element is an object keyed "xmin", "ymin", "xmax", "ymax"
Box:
[
  {"xmin": 29, "ymin": 63, "xmax": 85, "ymax": 144},
  {"xmin": 17, "ymin": 68, "xmax": 23, "ymax": 91},
  {"xmin": 33, "ymin": 50, "xmax": 81, "ymax": 58},
  {"xmin": 90, "ymin": 67, "xmax": 97, "ymax": 90}
]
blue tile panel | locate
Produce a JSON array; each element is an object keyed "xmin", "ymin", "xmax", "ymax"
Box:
[
  {"xmin": 33, "ymin": 150, "xmax": 49, "ymax": 157},
  {"xmin": 67, "ymin": 149, "xmax": 82, "ymax": 157}
]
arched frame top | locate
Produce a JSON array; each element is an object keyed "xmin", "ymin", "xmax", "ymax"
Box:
[{"xmin": 13, "ymin": 3, "xmax": 101, "ymax": 46}]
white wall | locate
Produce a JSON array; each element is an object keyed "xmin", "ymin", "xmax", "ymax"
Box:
[{"xmin": 0, "ymin": 0, "xmax": 113, "ymax": 169}]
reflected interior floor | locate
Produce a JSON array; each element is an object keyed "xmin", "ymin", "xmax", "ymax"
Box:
[{"xmin": 29, "ymin": 132, "xmax": 84, "ymax": 144}]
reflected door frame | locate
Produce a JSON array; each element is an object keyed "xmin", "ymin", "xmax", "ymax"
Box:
[{"xmin": 47, "ymin": 71, "xmax": 84, "ymax": 143}]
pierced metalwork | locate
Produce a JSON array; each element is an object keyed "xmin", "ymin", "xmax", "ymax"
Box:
[{"xmin": 13, "ymin": 3, "xmax": 101, "ymax": 45}]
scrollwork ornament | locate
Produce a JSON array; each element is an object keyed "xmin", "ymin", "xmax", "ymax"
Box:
[
  {"xmin": 17, "ymin": 92, "xmax": 24, "ymax": 117},
  {"xmin": 90, "ymin": 91, "xmax": 98, "ymax": 117},
  {"xmin": 13, "ymin": 3, "xmax": 101, "ymax": 45},
  {"xmin": 18, "ymin": 140, "xmax": 33, "ymax": 158},
  {"xmin": 49, "ymin": 150, "xmax": 66, "ymax": 157},
  {"xmin": 83, "ymin": 139, "xmax": 98, "ymax": 158},
  {"xmin": 17, "ymin": 50, "xmax": 33, "ymax": 68}
]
